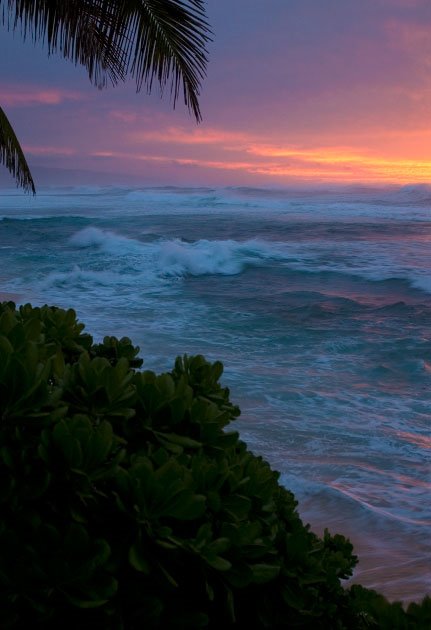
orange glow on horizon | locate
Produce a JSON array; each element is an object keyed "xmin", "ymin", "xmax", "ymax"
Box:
[
  {"xmin": 85, "ymin": 139, "xmax": 431, "ymax": 185},
  {"xmin": 3, "ymin": 73, "xmax": 430, "ymax": 186},
  {"xmin": 106, "ymin": 121, "xmax": 431, "ymax": 184}
]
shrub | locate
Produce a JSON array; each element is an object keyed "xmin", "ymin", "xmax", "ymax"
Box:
[{"xmin": 0, "ymin": 301, "xmax": 429, "ymax": 628}]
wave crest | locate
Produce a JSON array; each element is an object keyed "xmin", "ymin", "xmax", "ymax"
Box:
[{"xmin": 158, "ymin": 238, "xmax": 282, "ymax": 277}]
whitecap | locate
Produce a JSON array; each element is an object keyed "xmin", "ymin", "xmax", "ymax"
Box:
[
  {"xmin": 157, "ymin": 238, "xmax": 288, "ymax": 277},
  {"xmin": 69, "ymin": 227, "xmax": 146, "ymax": 255}
]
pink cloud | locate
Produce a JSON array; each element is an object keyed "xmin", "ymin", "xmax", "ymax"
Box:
[
  {"xmin": 1, "ymin": 86, "xmax": 83, "ymax": 107},
  {"xmin": 377, "ymin": 0, "xmax": 426, "ymax": 6},
  {"xmin": 91, "ymin": 151, "xmax": 116, "ymax": 158},
  {"xmin": 385, "ymin": 19, "xmax": 431, "ymax": 60},
  {"xmin": 108, "ymin": 110, "xmax": 138, "ymax": 124},
  {"xmin": 130, "ymin": 126, "xmax": 250, "ymax": 146},
  {"xmin": 24, "ymin": 145, "xmax": 76, "ymax": 156},
  {"xmin": 89, "ymin": 149, "xmax": 264, "ymax": 171}
]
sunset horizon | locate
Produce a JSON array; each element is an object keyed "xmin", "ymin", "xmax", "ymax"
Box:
[{"xmin": 3, "ymin": 0, "xmax": 431, "ymax": 189}]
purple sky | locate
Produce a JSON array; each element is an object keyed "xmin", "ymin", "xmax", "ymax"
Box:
[{"xmin": 2, "ymin": 0, "xmax": 431, "ymax": 187}]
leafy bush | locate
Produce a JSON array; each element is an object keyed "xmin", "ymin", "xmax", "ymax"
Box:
[{"xmin": 0, "ymin": 301, "xmax": 429, "ymax": 628}]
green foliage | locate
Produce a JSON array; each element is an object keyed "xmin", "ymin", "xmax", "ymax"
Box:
[
  {"xmin": 0, "ymin": 301, "xmax": 429, "ymax": 628},
  {"xmin": 348, "ymin": 586, "xmax": 431, "ymax": 629}
]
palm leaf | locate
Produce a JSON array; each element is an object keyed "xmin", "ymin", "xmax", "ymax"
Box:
[
  {"xmin": 0, "ymin": 1, "xmax": 210, "ymax": 192},
  {"xmin": 1, "ymin": 0, "xmax": 211, "ymax": 119},
  {"xmin": 118, "ymin": 0, "xmax": 210, "ymax": 121},
  {"xmin": 2, "ymin": 0, "xmax": 128, "ymax": 87},
  {"xmin": 0, "ymin": 107, "xmax": 35, "ymax": 194}
]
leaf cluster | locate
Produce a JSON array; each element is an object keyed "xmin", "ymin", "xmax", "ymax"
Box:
[{"xmin": 0, "ymin": 301, "xmax": 429, "ymax": 628}]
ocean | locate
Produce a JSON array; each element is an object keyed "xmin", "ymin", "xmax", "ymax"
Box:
[{"xmin": 1, "ymin": 184, "xmax": 430, "ymax": 602}]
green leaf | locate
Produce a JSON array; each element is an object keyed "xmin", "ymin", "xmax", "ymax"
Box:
[
  {"xmin": 155, "ymin": 431, "xmax": 202, "ymax": 449},
  {"xmin": 85, "ymin": 420, "xmax": 113, "ymax": 468},
  {"xmin": 52, "ymin": 420, "xmax": 83, "ymax": 468},
  {"xmin": 63, "ymin": 594, "xmax": 109, "ymax": 609},
  {"xmin": 250, "ymin": 563, "xmax": 280, "ymax": 584},
  {"xmin": 205, "ymin": 555, "xmax": 231, "ymax": 571},
  {"xmin": 207, "ymin": 490, "xmax": 221, "ymax": 512},
  {"xmin": 222, "ymin": 494, "xmax": 252, "ymax": 521},
  {"xmin": 207, "ymin": 537, "xmax": 231, "ymax": 555},
  {"xmin": 0, "ymin": 334, "xmax": 13, "ymax": 354},
  {"xmin": 129, "ymin": 541, "xmax": 151, "ymax": 574},
  {"xmin": 164, "ymin": 491, "xmax": 206, "ymax": 521}
]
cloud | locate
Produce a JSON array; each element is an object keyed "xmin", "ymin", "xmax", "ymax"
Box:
[
  {"xmin": 377, "ymin": 0, "xmax": 426, "ymax": 7},
  {"xmin": 24, "ymin": 145, "xmax": 76, "ymax": 156},
  {"xmin": 246, "ymin": 142, "xmax": 431, "ymax": 182},
  {"xmin": 385, "ymin": 18, "xmax": 431, "ymax": 66},
  {"xmin": 108, "ymin": 110, "xmax": 139, "ymax": 124},
  {"xmin": 85, "ymin": 140, "xmax": 431, "ymax": 184},
  {"xmin": 129, "ymin": 126, "xmax": 250, "ymax": 146},
  {"xmin": 91, "ymin": 151, "xmax": 116, "ymax": 158},
  {"xmin": 1, "ymin": 86, "xmax": 83, "ymax": 107}
]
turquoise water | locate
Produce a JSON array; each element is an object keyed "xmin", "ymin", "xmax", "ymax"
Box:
[{"xmin": 1, "ymin": 184, "xmax": 430, "ymax": 601}]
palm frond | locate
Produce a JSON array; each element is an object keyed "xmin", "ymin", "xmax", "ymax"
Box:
[
  {"xmin": 1, "ymin": 0, "xmax": 211, "ymax": 119},
  {"xmin": 0, "ymin": 106, "xmax": 35, "ymax": 194},
  {"xmin": 0, "ymin": 1, "xmax": 210, "ymax": 193},
  {"xmin": 120, "ymin": 0, "xmax": 211, "ymax": 121},
  {"xmin": 1, "ymin": 0, "xmax": 128, "ymax": 87}
]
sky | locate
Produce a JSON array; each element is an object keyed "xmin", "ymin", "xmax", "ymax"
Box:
[{"xmin": 2, "ymin": 0, "xmax": 431, "ymax": 188}]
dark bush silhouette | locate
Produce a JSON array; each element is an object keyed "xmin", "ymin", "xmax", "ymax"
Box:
[{"xmin": 0, "ymin": 301, "xmax": 429, "ymax": 628}]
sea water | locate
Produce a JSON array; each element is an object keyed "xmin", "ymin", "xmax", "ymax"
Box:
[{"xmin": 1, "ymin": 184, "xmax": 430, "ymax": 601}]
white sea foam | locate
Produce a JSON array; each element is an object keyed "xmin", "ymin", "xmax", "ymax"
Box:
[
  {"xmin": 411, "ymin": 276, "xmax": 431, "ymax": 294},
  {"xmin": 69, "ymin": 226, "xmax": 144, "ymax": 254},
  {"xmin": 41, "ymin": 265, "xmax": 131, "ymax": 289},
  {"xmin": 2, "ymin": 183, "xmax": 431, "ymax": 221},
  {"xmin": 68, "ymin": 228, "xmax": 290, "ymax": 277},
  {"xmin": 66, "ymin": 227, "xmax": 431, "ymax": 298},
  {"xmin": 158, "ymin": 239, "xmax": 243, "ymax": 276},
  {"xmin": 395, "ymin": 183, "xmax": 431, "ymax": 202},
  {"xmin": 158, "ymin": 238, "xmax": 284, "ymax": 276}
]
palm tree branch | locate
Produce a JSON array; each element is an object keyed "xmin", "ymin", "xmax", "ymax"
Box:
[
  {"xmin": 0, "ymin": 1, "xmax": 210, "ymax": 193},
  {"xmin": 121, "ymin": 0, "xmax": 210, "ymax": 120},
  {"xmin": 1, "ymin": 1, "xmax": 211, "ymax": 119},
  {"xmin": 1, "ymin": 0, "xmax": 128, "ymax": 87},
  {"xmin": 0, "ymin": 106, "xmax": 35, "ymax": 193}
]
